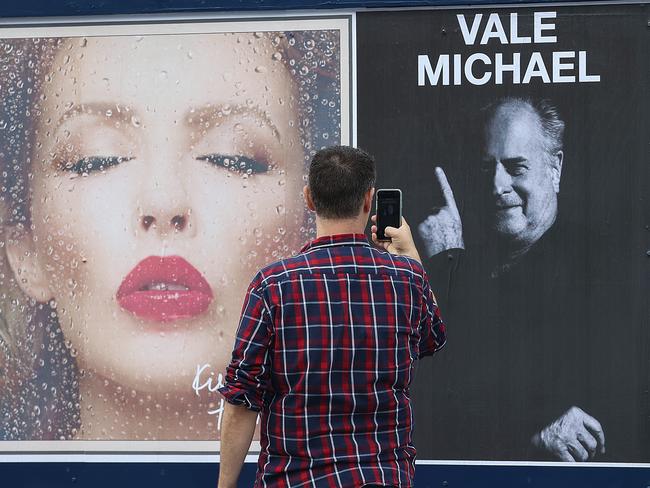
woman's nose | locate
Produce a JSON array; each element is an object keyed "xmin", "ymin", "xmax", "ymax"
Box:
[
  {"xmin": 136, "ymin": 163, "xmax": 196, "ymax": 237},
  {"xmin": 140, "ymin": 211, "xmax": 190, "ymax": 233}
]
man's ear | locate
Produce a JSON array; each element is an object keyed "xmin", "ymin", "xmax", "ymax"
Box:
[
  {"xmin": 4, "ymin": 227, "xmax": 53, "ymax": 302},
  {"xmin": 362, "ymin": 187, "xmax": 375, "ymax": 214},
  {"xmin": 550, "ymin": 151, "xmax": 563, "ymax": 193},
  {"xmin": 303, "ymin": 185, "xmax": 316, "ymax": 212}
]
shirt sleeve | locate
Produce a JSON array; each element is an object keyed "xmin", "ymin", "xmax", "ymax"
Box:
[
  {"xmin": 219, "ymin": 276, "xmax": 274, "ymax": 412},
  {"xmin": 417, "ymin": 270, "xmax": 447, "ymax": 358}
]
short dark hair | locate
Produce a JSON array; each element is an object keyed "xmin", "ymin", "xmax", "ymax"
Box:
[{"xmin": 308, "ymin": 146, "xmax": 376, "ymax": 219}]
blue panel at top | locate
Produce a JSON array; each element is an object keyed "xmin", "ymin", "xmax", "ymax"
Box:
[{"xmin": 0, "ymin": 0, "xmax": 614, "ymax": 18}]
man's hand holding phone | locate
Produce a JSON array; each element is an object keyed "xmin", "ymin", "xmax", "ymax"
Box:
[{"xmin": 371, "ymin": 215, "xmax": 422, "ymax": 264}]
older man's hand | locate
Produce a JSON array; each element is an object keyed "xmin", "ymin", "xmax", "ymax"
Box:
[
  {"xmin": 531, "ymin": 406, "xmax": 606, "ymax": 461},
  {"xmin": 417, "ymin": 167, "xmax": 464, "ymax": 258}
]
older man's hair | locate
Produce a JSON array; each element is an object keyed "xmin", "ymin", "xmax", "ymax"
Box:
[{"xmin": 483, "ymin": 97, "xmax": 565, "ymax": 159}]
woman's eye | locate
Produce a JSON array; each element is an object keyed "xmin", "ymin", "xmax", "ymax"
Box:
[
  {"xmin": 196, "ymin": 154, "xmax": 270, "ymax": 175},
  {"xmin": 61, "ymin": 156, "xmax": 133, "ymax": 174}
]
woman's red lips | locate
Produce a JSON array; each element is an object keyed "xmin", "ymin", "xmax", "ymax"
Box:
[{"xmin": 117, "ymin": 256, "xmax": 213, "ymax": 323}]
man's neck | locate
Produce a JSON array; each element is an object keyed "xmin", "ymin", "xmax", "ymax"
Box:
[{"xmin": 315, "ymin": 215, "xmax": 367, "ymax": 238}]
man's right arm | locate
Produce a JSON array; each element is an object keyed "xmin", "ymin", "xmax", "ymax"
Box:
[
  {"xmin": 370, "ymin": 215, "xmax": 422, "ymax": 264},
  {"xmin": 369, "ymin": 214, "xmax": 446, "ymax": 355},
  {"xmin": 417, "ymin": 272, "xmax": 447, "ymax": 358}
]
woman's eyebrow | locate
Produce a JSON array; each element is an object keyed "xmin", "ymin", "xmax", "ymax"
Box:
[
  {"xmin": 186, "ymin": 104, "xmax": 281, "ymax": 142},
  {"xmin": 56, "ymin": 102, "xmax": 135, "ymax": 130}
]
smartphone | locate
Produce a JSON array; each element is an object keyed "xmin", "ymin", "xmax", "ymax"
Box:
[{"xmin": 375, "ymin": 189, "xmax": 402, "ymax": 241}]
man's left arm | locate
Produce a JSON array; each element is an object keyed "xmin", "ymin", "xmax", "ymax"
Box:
[
  {"xmin": 218, "ymin": 277, "xmax": 274, "ymax": 486},
  {"xmin": 218, "ymin": 402, "xmax": 258, "ymax": 488}
]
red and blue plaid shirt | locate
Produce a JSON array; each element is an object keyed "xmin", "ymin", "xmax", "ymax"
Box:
[{"xmin": 220, "ymin": 233, "xmax": 446, "ymax": 487}]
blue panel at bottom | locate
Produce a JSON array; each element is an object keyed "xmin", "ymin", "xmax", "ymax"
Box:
[{"xmin": 1, "ymin": 462, "xmax": 650, "ymax": 487}]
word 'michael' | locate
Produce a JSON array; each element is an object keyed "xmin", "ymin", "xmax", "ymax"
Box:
[{"xmin": 418, "ymin": 12, "xmax": 601, "ymax": 86}]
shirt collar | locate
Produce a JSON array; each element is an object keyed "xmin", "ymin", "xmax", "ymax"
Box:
[{"xmin": 300, "ymin": 233, "xmax": 371, "ymax": 253}]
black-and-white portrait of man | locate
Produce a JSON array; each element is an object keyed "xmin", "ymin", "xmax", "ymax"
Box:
[
  {"xmin": 357, "ymin": 5, "xmax": 648, "ymax": 463},
  {"xmin": 418, "ymin": 97, "xmax": 564, "ymax": 273},
  {"xmin": 479, "ymin": 98, "xmax": 563, "ymax": 274},
  {"xmin": 418, "ymin": 97, "xmax": 607, "ymax": 462}
]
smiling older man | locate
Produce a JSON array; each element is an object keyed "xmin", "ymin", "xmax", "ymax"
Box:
[
  {"xmin": 419, "ymin": 97, "xmax": 564, "ymax": 273},
  {"xmin": 417, "ymin": 97, "xmax": 607, "ymax": 463}
]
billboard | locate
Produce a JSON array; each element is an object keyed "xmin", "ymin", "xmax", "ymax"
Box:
[
  {"xmin": 0, "ymin": 2, "xmax": 648, "ymax": 474},
  {"xmin": 0, "ymin": 15, "xmax": 352, "ymax": 454},
  {"xmin": 358, "ymin": 3, "xmax": 648, "ymax": 463}
]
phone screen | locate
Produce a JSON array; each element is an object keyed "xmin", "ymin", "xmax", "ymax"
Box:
[{"xmin": 376, "ymin": 189, "xmax": 402, "ymax": 241}]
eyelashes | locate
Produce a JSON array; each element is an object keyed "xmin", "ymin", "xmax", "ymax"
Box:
[
  {"xmin": 58, "ymin": 154, "xmax": 270, "ymax": 176},
  {"xmin": 60, "ymin": 156, "xmax": 134, "ymax": 174},
  {"xmin": 195, "ymin": 154, "xmax": 270, "ymax": 175}
]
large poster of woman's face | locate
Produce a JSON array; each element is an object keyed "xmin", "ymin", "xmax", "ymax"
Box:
[
  {"xmin": 0, "ymin": 18, "xmax": 350, "ymax": 447},
  {"xmin": 358, "ymin": 4, "xmax": 649, "ymax": 462}
]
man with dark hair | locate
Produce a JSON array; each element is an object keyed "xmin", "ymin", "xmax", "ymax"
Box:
[
  {"xmin": 218, "ymin": 145, "xmax": 446, "ymax": 487},
  {"xmin": 308, "ymin": 145, "xmax": 377, "ymax": 219}
]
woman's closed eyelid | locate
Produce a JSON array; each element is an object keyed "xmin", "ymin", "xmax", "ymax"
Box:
[
  {"xmin": 196, "ymin": 153, "xmax": 270, "ymax": 174},
  {"xmin": 59, "ymin": 156, "xmax": 134, "ymax": 175}
]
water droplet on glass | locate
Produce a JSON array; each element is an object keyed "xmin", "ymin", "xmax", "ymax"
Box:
[
  {"xmin": 304, "ymin": 39, "xmax": 316, "ymax": 50},
  {"xmin": 254, "ymin": 65, "xmax": 267, "ymax": 73},
  {"xmin": 276, "ymin": 205, "xmax": 285, "ymax": 215},
  {"xmin": 272, "ymin": 52, "xmax": 282, "ymax": 61}
]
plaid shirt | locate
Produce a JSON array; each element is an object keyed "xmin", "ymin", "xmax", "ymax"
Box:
[{"xmin": 220, "ymin": 234, "xmax": 446, "ymax": 488}]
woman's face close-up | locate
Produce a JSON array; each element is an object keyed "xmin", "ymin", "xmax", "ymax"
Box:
[{"xmin": 11, "ymin": 33, "xmax": 305, "ymax": 394}]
